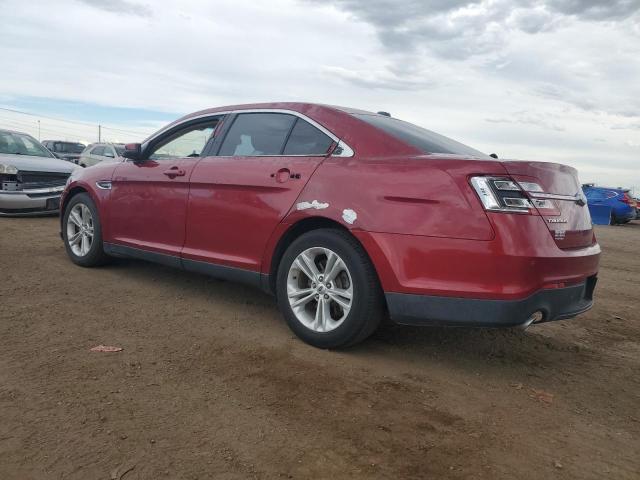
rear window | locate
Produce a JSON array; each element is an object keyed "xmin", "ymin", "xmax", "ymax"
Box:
[
  {"xmin": 54, "ymin": 142, "xmax": 85, "ymax": 153},
  {"xmin": 354, "ymin": 114, "xmax": 490, "ymax": 158}
]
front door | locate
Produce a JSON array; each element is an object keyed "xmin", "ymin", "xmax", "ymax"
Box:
[
  {"xmin": 183, "ymin": 112, "xmax": 335, "ymax": 272},
  {"xmin": 108, "ymin": 118, "xmax": 220, "ymax": 257}
]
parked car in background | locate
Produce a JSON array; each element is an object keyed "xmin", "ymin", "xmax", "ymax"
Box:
[
  {"xmin": 77, "ymin": 142, "xmax": 125, "ymax": 167},
  {"xmin": 42, "ymin": 140, "xmax": 86, "ymax": 164},
  {"xmin": 582, "ymin": 185, "xmax": 636, "ymax": 224},
  {"xmin": 0, "ymin": 129, "xmax": 76, "ymax": 215},
  {"xmin": 60, "ymin": 103, "xmax": 600, "ymax": 348}
]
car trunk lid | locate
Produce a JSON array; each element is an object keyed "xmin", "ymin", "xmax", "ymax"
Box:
[{"xmin": 502, "ymin": 161, "xmax": 593, "ymax": 249}]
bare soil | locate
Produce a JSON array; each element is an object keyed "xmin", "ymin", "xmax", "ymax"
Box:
[{"xmin": 1, "ymin": 217, "xmax": 639, "ymax": 479}]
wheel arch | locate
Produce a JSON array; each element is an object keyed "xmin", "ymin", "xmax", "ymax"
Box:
[
  {"xmin": 266, "ymin": 216, "xmax": 384, "ymax": 296},
  {"xmin": 60, "ymin": 186, "xmax": 90, "ymax": 233}
]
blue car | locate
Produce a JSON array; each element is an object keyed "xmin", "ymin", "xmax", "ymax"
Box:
[{"xmin": 583, "ymin": 185, "xmax": 636, "ymax": 225}]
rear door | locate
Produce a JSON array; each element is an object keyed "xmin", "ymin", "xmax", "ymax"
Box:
[
  {"xmin": 503, "ymin": 161, "xmax": 593, "ymax": 249},
  {"xmin": 183, "ymin": 112, "xmax": 334, "ymax": 271},
  {"xmin": 108, "ymin": 118, "xmax": 220, "ymax": 257}
]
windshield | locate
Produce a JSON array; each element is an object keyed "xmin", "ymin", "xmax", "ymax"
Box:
[
  {"xmin": 114, "ymin": 145, "xmax": 125, "ymax": 155},
  {"xmin": 354, "ymin": 114, "xmax": 490, "ymax": 159},
  {"xmin": 54, "ymin": 142, "xmax": 85, "ymax": 154},
  {"xmin": 0, "ymin": 131, "xmax": 54, "ymax": 158}
]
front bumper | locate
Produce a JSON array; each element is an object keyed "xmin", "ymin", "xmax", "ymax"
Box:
[
  {"xmin": 386, "ymin": 276, "xmax": 597, "ymax": 328},
  {"xmin": 0, "ymin": 188, "xmax": 63, "ymax": 216}
]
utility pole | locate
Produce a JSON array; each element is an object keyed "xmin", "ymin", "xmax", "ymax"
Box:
[
  {"xmin": 98, "ymin": 124, "xmax": 101, "ymax": 142},
  {"xmin": 37, "ymin": 120, "xmax": 41, "ymax": 141}
]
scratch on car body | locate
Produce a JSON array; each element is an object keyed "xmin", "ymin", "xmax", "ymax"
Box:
[
  {"xmin": 342, "ymin": 209, "xmax": 357, "ymax": 224},
  {"xmin": 297, "ymin": 200, "xmax": 329, "ymax": 211}
]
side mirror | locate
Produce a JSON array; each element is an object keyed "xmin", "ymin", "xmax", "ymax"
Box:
[
  {"xmin": 489, "ymin": 153, "xmax": 499, "ymax": 159},
  {"xmin": 123, "ymin": 143, "xmax": 142, "ymax": 161}
]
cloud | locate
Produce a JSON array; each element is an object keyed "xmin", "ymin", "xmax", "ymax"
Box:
[
  {"xmin": 321, "ymin": 65, "xmax": 439, "ymax": 91},
  {"xmin": 485, "ymin": 110, "xmax": 566, "ymax": 131},
  {"xmin": 0, "ymin": 0, "xmax": 638, "ymax": 189},
  {"xmin": 76, "ymin": 0, "xmax": 152, "ymax": 17},
  {"xmin": 546, "ymin": 0, "xmax": 640, "ymax": 21},
  {"xmin": 310, "ymin": 0, "xmax": 640, "ymax": 59}
]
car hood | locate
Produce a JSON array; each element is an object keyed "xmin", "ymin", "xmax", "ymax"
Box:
[{"xmin": 0, "ymin": 153, "xmax": 77, "ymax": 173}]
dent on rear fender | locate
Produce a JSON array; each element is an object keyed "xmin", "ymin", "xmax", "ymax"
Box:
[{"xmin": 291, "ymin": 158, "xmax": 496, "ymax": 240}]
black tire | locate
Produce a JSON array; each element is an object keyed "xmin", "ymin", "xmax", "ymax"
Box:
[
  {"xmin": 276, "ymin": 229, "xmax": 384, "ymax": 349},
  {"xmin": 62, "ymin": 192, "xmax": 109, "ymax": 267}
]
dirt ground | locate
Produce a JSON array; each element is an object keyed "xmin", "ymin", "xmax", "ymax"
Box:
[{"xmin": 0, "ymin": 217, "xmax": 638, "ymax": 480}]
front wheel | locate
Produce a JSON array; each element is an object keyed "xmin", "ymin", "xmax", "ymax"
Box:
[
  {"xmin": 276, "ymin": 229, "xmax": 384, "ymax": 349},
  {"xmin": 62, "ymin": 192, "xmax": 109, "ymax": 267}
]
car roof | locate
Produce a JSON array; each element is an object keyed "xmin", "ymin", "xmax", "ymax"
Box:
[{"xmin": 181, "ymin": 102, "xmax": 377, "ymax": 118}]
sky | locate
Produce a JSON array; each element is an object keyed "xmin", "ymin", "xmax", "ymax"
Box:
[{"xmin": 0, "ymin": 0, "xmax": 639, "ymax": 190}]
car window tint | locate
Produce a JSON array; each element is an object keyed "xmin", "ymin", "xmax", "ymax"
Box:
[
  {"xmin": 219, "ymin": 113, "xmax": 295, "ymax": 156},
  {"xmin": 149, "ymin": 122, "xmax": 217, "ymax": 160},
  {"xmin": 354, "ymin": 113, "xmax": 490, "ymax": 159},
  {"xmin": 283, "ymin": 119, "xmax": 333, "ymax": 155},
  {"xmin": 91, "ymin": 146, "xmax": 105, "ymax": 156}
]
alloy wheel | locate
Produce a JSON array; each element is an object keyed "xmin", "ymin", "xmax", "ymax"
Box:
[
  {"xmin": 66, "ymin": 203, "xmax": 94, "ymax": 257},
  {"xmin": 286, "ymin": 247, "xmax": 353, "ymax": 333}
]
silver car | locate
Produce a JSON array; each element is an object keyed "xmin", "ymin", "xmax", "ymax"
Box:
[
  {"xmin": 0, "ymin": 129, "xmax": 77, "ymax": 216},
  {"xmin": 77, "ymin": 142, "xmax": 125, "ymax": 167}
]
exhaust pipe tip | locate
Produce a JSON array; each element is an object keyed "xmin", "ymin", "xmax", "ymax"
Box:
[{"xmin": 518, "ymin": 311, "xmax": 544, "ymax": 331}]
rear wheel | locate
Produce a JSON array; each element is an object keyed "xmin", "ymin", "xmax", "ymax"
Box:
[
  {"xmin": 62, "ymin": 193, "xmax": 109, "ymax": 267},
  {"xmin": 276, "ymin": 229, "xmax": 383, "ymax": 349}
]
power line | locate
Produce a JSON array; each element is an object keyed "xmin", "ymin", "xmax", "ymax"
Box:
[{"xmin": 0, "ymin": 106, "xmax": 155, "ymax": 139}]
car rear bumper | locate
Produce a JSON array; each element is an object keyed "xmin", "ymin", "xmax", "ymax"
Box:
[
  {"xmin": 0, "ymin": 189, "xmax": 63, "ymax": 216},
  {"xmin": 386, "ymin": 276, "xmax": 597, "ymax": 327}
]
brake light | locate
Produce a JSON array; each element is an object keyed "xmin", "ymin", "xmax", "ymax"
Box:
[{"xmin": 470, "ymin": 176, "xmax": 544, "ymax": 213}]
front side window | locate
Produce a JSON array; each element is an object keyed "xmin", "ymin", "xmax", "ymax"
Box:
[
  {"xmin": 283, "ymin": 119, "xmax": 333, "ymax": 155},
  {"xmin": 354, "ymin": 113, "xmax": 490, "ymax": 159},
  {"xmin": 0, "ymin": 131, "xmax": 53, "ymax": 158},
  {"xmin": 218, "ymin": 113, "xmax": 296, "ymax": 156},
  {"xmin": 149, "ymin": 121, "xmax": 218, "ymax": 160}
]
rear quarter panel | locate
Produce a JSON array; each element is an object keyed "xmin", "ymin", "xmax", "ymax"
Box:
[{"xmin": 285, "ymin": 155, "xmax": 502, "ymax": 240}]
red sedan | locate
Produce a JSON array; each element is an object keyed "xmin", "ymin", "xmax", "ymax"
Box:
[{"xmin": 60, "ymin": 103, "xmax": 600, "ymax": 348}]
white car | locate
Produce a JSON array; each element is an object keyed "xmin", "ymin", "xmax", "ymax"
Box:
[
  {"xmin": 0, "ymin": 129, "xmax": 77, "ymax": 216},
  {"xmin": 77, "ymin": 143, "xmax": 125, "ymax": 167}
]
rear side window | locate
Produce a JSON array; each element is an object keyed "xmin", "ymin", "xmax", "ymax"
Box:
[
  {"xmin": 219, "ymin": 113, "xmax": 295, "ymax": 156},
  {"xmin": 283, "ymin": 119, "xmax": 333, "ymax": 155},
  {"xmin": 91, "ymin": 146, "xmax": 105, "ymax": 156},
  {"xmin": 354, "ymin": 114, "xmax": 490, "ymax": 159}
]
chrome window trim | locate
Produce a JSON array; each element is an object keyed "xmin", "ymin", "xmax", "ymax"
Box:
[{"xmin": 142, "ymin": 108, "xmax": 355, "ymax": 158}]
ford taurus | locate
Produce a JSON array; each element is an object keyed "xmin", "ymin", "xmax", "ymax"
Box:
[{"xmin": 60, "ymin": 103, "xmax": 600, "ymax": 348}]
